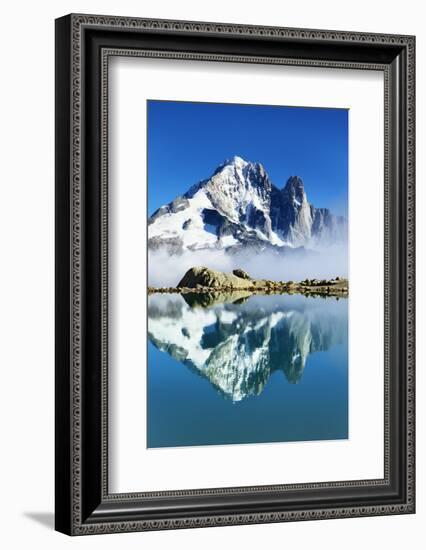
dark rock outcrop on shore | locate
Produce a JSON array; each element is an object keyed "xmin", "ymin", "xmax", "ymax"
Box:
[
  {"xmin": 232, "ymin": 268, "xmax": 251, "ymax": 280},
  {"xmin": 177, "ymin": 266, "xmax": 251, "ymax": 290},
  {"xmin": 149, "ymin": 266, "xmax": 349, "ymax": 298}
]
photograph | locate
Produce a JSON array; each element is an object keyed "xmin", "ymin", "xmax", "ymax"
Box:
[
  {"xmin": 52, "ymin": 10, "xmax": 415, "ymax": 537},
  {"xmin": 146, "ymin": 100, "xmax": 349, "ymax": 448}
]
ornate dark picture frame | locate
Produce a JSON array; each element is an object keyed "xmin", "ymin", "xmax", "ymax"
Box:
[{"xmin": 55, "ymin": 13, "xmax": 415, "ymax": 535}]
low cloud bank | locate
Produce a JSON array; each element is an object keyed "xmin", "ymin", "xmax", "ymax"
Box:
[{"xmin": 148, "ymin": 245, "xmax": 348, "ymax": 288}]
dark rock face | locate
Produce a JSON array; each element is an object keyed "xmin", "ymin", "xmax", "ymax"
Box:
[
  {"xmin": 201, "ymin": 208, "xmax": 223, "ymax": 229},
  {"xmin": 149, "ymin": 197, "xmax": 190, "ymax": 225},
  {"xmin": 232, "ymin": 268, "xmax": 251, "ymax": 280}
]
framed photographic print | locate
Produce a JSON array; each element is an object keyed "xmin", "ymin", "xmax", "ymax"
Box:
[{"xmin": 55, "ymin": 14, "xmax": 415, "ymax": 535}]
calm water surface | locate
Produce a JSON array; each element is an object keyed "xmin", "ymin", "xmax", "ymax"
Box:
[{"xmin": 147, "ymin": 292, "xmax": 348, "ymax": 448}]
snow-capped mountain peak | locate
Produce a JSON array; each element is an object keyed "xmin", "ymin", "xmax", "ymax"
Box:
[
  {"xmin": 218, "ymin": 155, "xmax": 249, "ymax": 170},
  {"xmin": 148, "ymin": 157, "xmax": 347, "ymax": 255}
]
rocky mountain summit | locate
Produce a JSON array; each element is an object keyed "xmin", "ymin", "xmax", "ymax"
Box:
[{"xmin": 148, "ymin": 156, "xmax": 347, "ymax": 255}]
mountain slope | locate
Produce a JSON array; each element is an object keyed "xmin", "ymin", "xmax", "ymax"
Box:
[{"xmin": 148, "ymin": 156, "xmax": 347, "ymax": 255}]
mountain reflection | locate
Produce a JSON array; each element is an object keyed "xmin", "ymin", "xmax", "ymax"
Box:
[{"xmin": 148, "ymin": 293, "xmax": 346, "ymax": 402}]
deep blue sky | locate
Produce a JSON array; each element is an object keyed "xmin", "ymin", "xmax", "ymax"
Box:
[{"xmin": 147, "ymin": 100, "xmax": 348, "ymax": 217}]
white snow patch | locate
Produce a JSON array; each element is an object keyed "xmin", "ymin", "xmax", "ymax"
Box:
[
  {"xmin": 148, "ymin": 189, "xmax": 218, "ymax": 249},
  {"xmin": 218, "ymin": 310, "xmax": 238, "ymax": 324},
  {"xmin": 220, "ymin": 234, "xmax": 238, "ymax": 247}
]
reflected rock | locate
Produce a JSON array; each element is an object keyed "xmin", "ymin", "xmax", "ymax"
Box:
[{"xmin": 182, "ymin": 290, "xmax": 251, "ymax": 308}]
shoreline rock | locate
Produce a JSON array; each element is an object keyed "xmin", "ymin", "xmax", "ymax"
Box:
[{"xmin": 149, "ymin": 266, "xmax": 349, "ymax": 298}]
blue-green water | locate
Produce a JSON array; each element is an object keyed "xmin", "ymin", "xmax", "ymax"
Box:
[{"xmin": 147, "ymin": 292, "xmax": 348, "ymax": 448}]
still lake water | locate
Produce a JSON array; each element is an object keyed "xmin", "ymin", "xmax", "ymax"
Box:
[{"xmin": 147, "ymin": 292, "xmax": 348, "ymax": 448}]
